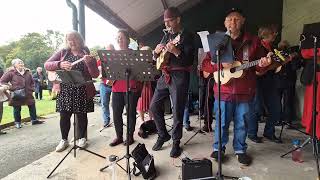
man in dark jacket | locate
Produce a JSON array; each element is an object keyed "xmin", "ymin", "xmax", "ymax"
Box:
[
  {"xmin": 202, "ymin": 8, "xmax": 272, "ymax": 165},
  {"xmin": 150, "ymin": 7, "xmax": 195, "ymax": 158}
]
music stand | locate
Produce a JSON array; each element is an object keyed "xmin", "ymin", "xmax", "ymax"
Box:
[
  {"xmin": 47, "ymin": 70, "xmax": 106, "ymax": 178},
  {"xmin": 184, "ymin": 48, "xmax": 207, "ymax": 145},
  {"xmin": 281, "ymin": 24, "xmax": 319, "ymax": 179},
  {"xmin": 97, "ymin": 49, "xmax": 159, "ymax": 179},
  {"xmin": 198, "ymin": 31, "xmax": 238, "ymax": 180}
]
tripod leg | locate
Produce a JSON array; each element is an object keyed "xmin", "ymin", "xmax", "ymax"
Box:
[
  {"xmin": 184, "ymin": 130, "xmax": 200, "ymax": 145},
  {"xmin": 100, "ymin": 156, "xmax": 126, "ymax": 172},
  {"xmin": 47, "ymin": 147, "xmax": 74, "ymax": 178},
  {"xmin": 281, "ymin": 137, "xmax": 311, "ymax": 158},
  {"xmin": 312, "ymin": 138, "xmax": 320, "ymax": 178},
  {"xmin": 80, "ymin": 148, "xmax": 105, "ymax": 159}
]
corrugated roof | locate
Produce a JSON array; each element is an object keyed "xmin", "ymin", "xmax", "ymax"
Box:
[{"xmin": 85, "ymin": 0, "xmax": 203, "ymax": 38}]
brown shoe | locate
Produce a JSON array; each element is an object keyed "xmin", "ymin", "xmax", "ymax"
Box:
[
  {"xmin": 109, "ymin": 137, "xmax": 123, "ymax": 147},
  {"xmin": 123, "ymin": 136, "xmax": 134, "ymax": 146}
]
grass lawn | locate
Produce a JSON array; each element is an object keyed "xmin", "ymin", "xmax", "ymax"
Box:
[{"xmin": 1, "ymin": 90, "xmax": 56, "ymax": 125}]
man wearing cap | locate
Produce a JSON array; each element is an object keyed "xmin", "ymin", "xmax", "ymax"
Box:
[
  {"xmin": 149, "ymin": 7, "xmax": 195, "ymax": 158},
  {"xmin": 202, "ymin": 8, "xmax": 272, "ymax": 165}
]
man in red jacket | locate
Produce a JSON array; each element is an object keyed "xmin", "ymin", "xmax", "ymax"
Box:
[{"xmin": 202, "ymin": 8, "xmax": 271, "ymax": 166}]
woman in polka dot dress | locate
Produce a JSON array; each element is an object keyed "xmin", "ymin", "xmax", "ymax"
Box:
[{"xmin": 45, "ymin": 31, "xmax": 99, "ymax": 152}]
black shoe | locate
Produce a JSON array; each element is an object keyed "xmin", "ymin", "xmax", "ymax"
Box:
[
  {"xmin": 152, "ymin": 135, "xmax": 171, "ymax": 151},
  {"xmin": 236, "ymin": 153, "xmax": 252, "ymax": 166},
  {"xmin": 185, "ymin": 126, "xmax": 194, "ymax": 131},
  {"xmin": 31, "ymin": 120, "xmax": 44, "ymax": 125},
  {"xmin": 210, "ymin": 150, "xmax": 225, "ymax": 161},
  {"xmin": 109, "ymin": 137, "xmax": 123, "ymax": 147},
  {"xmin": 123, "ymin": 136, "xmax": 134, "ymax": 146},
  {"xmin": 202, "ymin": 125, "xmax": 213, "ymax": 132},
  {"xmin": 170, "ymin": 142, "xmax": 182, "ymax": 158},
  {"xmin": 263, "ymin": 134, "xmax": 282, "ymax": 143},
  {"xmin": 0, "ymin": 131, "xmax": 7, "ymax": 135},
  {"xmin": 248, "ymin": 135, "xmax": 263, "ymax": 143}
]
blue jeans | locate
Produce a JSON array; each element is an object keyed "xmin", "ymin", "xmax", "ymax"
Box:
[
  {"xmin": 213, "ymin": 100, "xmax": 249, "ymax": 154},
  {"xmin": 183, "ymin": 92, "xmax": 192, "ymax": 128},
  {"xmin": 100, "ymin": 83, "xmax": 112, "ymax": 125},
  {"xmin": 13, "ymin": 104, "xmax": 37, "ymax": 123}
]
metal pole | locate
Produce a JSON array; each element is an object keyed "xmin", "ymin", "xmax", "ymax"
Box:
[
  {"xmin": 78, "ymin": 0, "xmax": 86, "ymax": 40},
  {"xmin": 66, "ymin": 0, "xmax": 78, "ymax": 31}
]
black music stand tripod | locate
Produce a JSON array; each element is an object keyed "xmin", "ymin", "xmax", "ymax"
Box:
[
  {"xmin": 184, "ymin": 48, "xmax": 207, "ymax": 145},
  {"xmin": 97, "ymin": 49, "xmax": 159, "ymax": 179},
  {"xmin": 47, "ymin": 70, "xmax": 106, "ymax": 178}
]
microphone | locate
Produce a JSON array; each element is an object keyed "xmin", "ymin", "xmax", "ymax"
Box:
[{"xmin": 216, "ymin": 29, "xmax": 231, "ymax": 50}]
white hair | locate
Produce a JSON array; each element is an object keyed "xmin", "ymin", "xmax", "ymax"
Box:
[{"xmin": 11, "ymin": 58, "xmax": 24, "ymax": 66}]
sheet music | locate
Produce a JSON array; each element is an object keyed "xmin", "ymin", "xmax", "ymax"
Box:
[{"xmin": 197, "ymin": 31, "xmax": 210, "ymax": 52}]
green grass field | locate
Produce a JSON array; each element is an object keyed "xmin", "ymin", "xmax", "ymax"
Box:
[{"xmin": 0, "ymin": 90, "xmax": 56, "ymax": 125}]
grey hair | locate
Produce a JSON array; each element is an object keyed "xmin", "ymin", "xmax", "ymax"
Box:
[
  {"xmin": 11, "ymin": 58, "xmax": 24, "ymax": 66},
  {"xmin": 65, "ymin": 31, "xmax": 85, "ymax": 49}
]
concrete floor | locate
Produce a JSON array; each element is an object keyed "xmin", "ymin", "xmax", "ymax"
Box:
[{"xmin": 1, "ymin": 111, "xmax": 319, "ymax": 180}]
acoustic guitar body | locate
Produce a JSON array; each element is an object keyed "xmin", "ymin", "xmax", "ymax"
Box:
[{"xmin": 213, "ymin": 61, "xmax": 243, "ymax": 85}]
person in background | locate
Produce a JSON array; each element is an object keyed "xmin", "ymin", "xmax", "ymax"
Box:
[
  {"xmin": 33, "ymin": 67, "xmax": 46, "ymax": 100},
  {"xmin": 277, "ymin": 40, "xmax": 301, "ymax": 126},
  {"xmin": 0, "ymin": 59, "xmax": 44, "ymax": 129},
  {"xmin": 45, "ymin": 31, "xmax": 99, "ymax": 152},
  {"xmin": 247, "ymin": 25, "xmax": 282, "ymax": 144},
  {"xmin": 182, "ymin": 90, "xmax": 194, "ymax": 131},
  {"xmin": 137, "ymin": 46, "xmax": 155, "ymax": 123},
  {"xmin": 97, "ymin": 44, "xmax": 115, "ymax": 128},
  {"xmin": 109, "ymin": 29, "xmax": 142, "ymax": 147}
]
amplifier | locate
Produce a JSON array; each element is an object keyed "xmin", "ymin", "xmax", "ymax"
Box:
[{"xmin": 182, "ymin": 158, "xmax": 213, "ymax": 180}]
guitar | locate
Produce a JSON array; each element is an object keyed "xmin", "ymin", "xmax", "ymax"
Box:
[
  {"xmin": 156, "ymin": 34, "xmax": 181, "ymax": 70},
  {"xmin": 213, "ymin": 49, "xmax": 290, "ymax": 84}
]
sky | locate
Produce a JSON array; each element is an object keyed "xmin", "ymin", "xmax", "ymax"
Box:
[{"xmin": 0, "ymin": 0, "xmax": 119, "ymax": 48}]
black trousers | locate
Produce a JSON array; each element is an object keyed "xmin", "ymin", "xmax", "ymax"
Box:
[
  {"xmin": 279, "ymin": 85, "xmax": 296, "ymax": 123},
  {"xmin": 203, "ymin": 78, "xmax": 215, "ymax": 126},
  {"xmin": 150, "ymin": 71, "xmax": 190, "ymax": 142},
  {"xmin": 60, "ymin": 111, "xmax": 88, "ymax": 140},
  {"xmin": 112, "ymin": 92, "xmax": 140, "ymax": 138}
]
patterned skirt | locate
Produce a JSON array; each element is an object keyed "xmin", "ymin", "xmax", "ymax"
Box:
[
  {"xmin": 137, "ymin": 82, "xmax": 153, "ymax": 112},
  {"xmin": 56, "ymin": 83, "xmax": 94, "ymax": 113}
]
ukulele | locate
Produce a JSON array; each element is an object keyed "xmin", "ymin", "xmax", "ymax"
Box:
[
  {"xmin": 156, "ymin": 34, "xmax": 181, "ymax": 70},
  {"xmin": 213, "ymin": 49, "xmax": 290, "ymax": 84}
]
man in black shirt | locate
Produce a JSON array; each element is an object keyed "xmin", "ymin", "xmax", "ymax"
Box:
[{"xmin": 150, "ymin": 7, "xmax": 195, "ymax": 158}]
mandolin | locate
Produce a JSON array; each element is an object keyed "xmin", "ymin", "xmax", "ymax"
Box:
[
  {"xmin": 213, "ymin": 49, "xmax": 290, "ymax": 84},
  {"xmin": 156, "ymin": 34, "xmax": 181, "ymax": 70}
]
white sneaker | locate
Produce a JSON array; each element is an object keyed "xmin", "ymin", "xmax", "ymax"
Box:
[
  {"xmin": 55, "ymin": 139, "xmax": 69, "ymax": 152},
  {"xmin": 77, "ymin": 138, "xmax": 87, "ymax": 148}
]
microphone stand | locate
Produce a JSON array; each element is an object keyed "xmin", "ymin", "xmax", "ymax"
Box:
[{"xmin": 214, "ymin": 38, "xmax": 237, "ymax": 180}]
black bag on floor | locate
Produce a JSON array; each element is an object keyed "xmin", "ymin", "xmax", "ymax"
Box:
[
  {"xmin": 138, "ymin": 120, "xmax": 157, "ymax": 138},
  {"xmin": 182, "ymin": 157, "xmax": 213, "ymax": 180},
  {"xmin": 131, "ymin": 143, "xmax": 156, "ymax": 179}
]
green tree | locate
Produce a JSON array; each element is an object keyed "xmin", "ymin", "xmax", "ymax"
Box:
[{"xmin": 0, "ymin": 30, "xmax": 64, "ymax": 71}]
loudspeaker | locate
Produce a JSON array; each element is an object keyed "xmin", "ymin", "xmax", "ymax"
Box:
[{"xmin": 182, "ymin": 158, "xmax": 213, "ymax": 180}]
